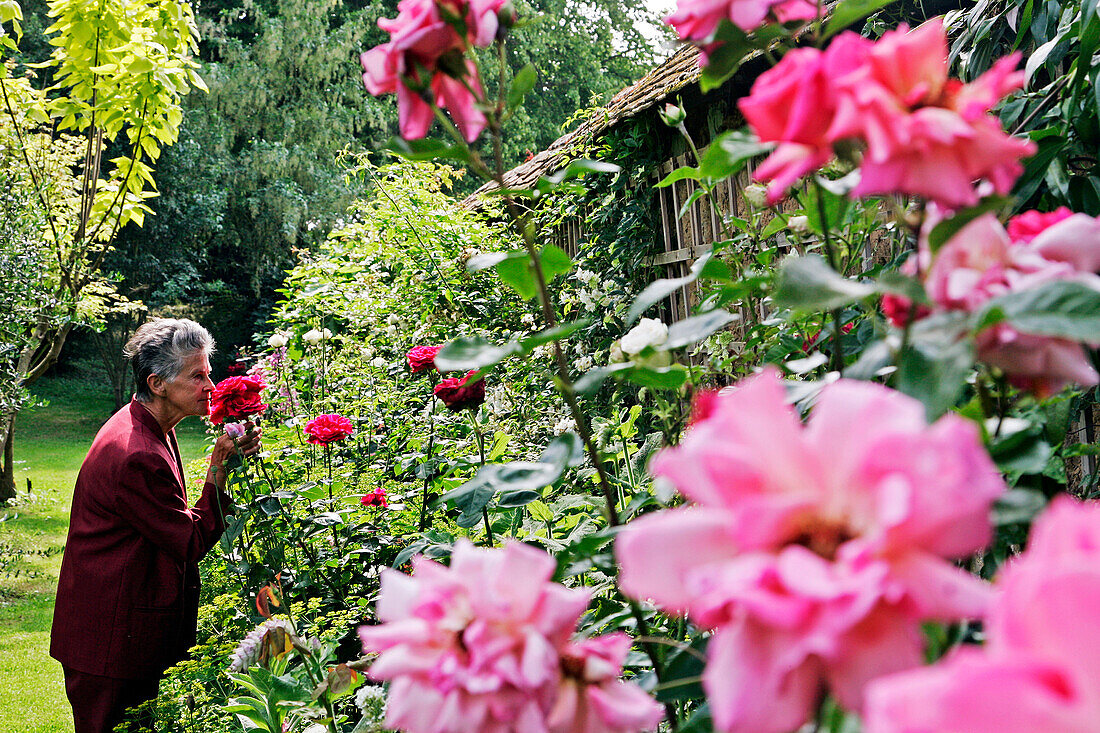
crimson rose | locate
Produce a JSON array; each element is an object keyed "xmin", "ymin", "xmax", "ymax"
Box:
[
  {"xmin": 360, "ymin": 487, "xmax": 388, "ymax": 508},
  {"xmin": 304, "ymin": 414, "xmax": 355, "ymax": 445},
  {"xmin": 406, "ymin": 345, "xmax": 442, "ymax": 374},
  {"xmin": 433, "ymin": 370, "xmax": 485, "ymax": 411},
  {"xmin": 209, "ymin": 375, "xmax": 267, "ymax": 424}
]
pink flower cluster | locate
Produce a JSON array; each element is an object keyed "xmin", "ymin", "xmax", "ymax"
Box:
[
  {"xmin": 360, "ymin": 0, "xmax": 513, "ymax": 142},
  {"xmin": 883, "ymin": 209, "xmax": 1100, "ymax": 396},
  {"xmin": 359, "ymin": 540, "xmax": 663, "ymax": 733},
  {"xmin": 866, "ymin": 496, "xmax": 1100, "ymax": 732},
  {"xmin": 616, "ymin": 369, "xmax": 1005, "ymax": 733},
  {"xmin": 739, "ymin": 19, "xmax": 1035, "ymax": 207},
  {"xmin": 666, "ymin": 0, "xmax": 815, "ymax": 46}
]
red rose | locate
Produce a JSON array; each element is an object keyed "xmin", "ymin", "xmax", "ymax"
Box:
[
  {"xmin": 407, "ymin": 345, "xmax": 442, "ymax": 374},
  {"xmin": 209, "ymin": 375, "xmax": 267, "ymax": 424},
  {"xmin": 304, "ymin": 413, "xmax": 355, "ymax": 445},
  {"xmin": 433, "ymin": 370, "xmax": 485, "ymax": 411},
  {"xmin": 881, "ymin": 294, "xmax": 933, "ymax": 329},
  {"xmin": 360, "ymin": 487, "xmax": 388, "ymax": 508}
]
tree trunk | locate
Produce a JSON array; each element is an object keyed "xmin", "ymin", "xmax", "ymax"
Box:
[{"xmin": 0, "ymin": 414, "xmax": 15, "ymax": 502}]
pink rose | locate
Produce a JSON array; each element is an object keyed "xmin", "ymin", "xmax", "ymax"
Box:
[
  {"xmin": 739, "ymin": 33, "xmax": 870, "ymax": 203},
  {"xmin": 865, "ymin": 497, "xmax": 1100, "ymax": 733},
  {"xmin": 1007, "ymin": 207, "xmax": 1075, "ymax": 243},
  {"xmin": 918, "ymin": 213, "xmax": 1100, "ymax": 395},
  {"xmin": 433, "ymin": 369, "xmax": 486, "ymax": 411},
  {"xmin": 666, "ymin": 0, "xmax": 815, "ymax": 40},
  {"xmin": 360, "ymin": 0, "xmax": 506, "ymax": 142},
  {"xmin": 359, "ymin": 540, "xmax": 658, "ymax": 733},
  {"xmin": 406, "ymin": 344, "xmax": 442, "ymax": 374},
  {"xmin": 616, "ymin": 369, "xmax": 1004, "ymax": 733},
  {"xmin": 304, "ymin": 413, "xmax": 355, "ymax": 445},
  {"xmin": 547, "ymin": 634, "xmax": 664, "ymax": 733},
  {"xmin": 829, "ymin": 20, "xmax": 1034, "ymax": 207}
]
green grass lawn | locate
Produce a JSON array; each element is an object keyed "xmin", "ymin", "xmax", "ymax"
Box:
[{"xmin": 0, "ymin": 372, "xmax": 210, "ymax": 733}]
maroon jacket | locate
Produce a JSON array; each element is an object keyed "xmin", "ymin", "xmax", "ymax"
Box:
[{"xmin": 51, "ymin": 399, "xmax": 231, "ymax": 679}]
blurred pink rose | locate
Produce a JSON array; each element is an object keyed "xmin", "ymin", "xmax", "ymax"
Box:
[
  {"xmin": 360, "ymin": 0, "xmax": 505, "ymax": 142},
  {"xmin": 616, "ymin": 369, "xmax": 1004, "ymax": 733},
  {"xmin": 829, "ymin": 20, "xmax": 1034, "ymax": 207},
  {"xmin": 742, "ymin": 20, "xmax": 1033, "ymax": 206},
  {"xmin": 666, "ymin": 0, "xmax": 815, "ymax": 41},
  {"xmin": 921, "ymin": 213, "xmax": 1100, "ymax": 396},
  {"xmin": 739, "ymin": 34, "xmax": 869, "ymax": 203},
  {"xmin": 1007, "ymin": 206, "xmax": 1074, "ymax": 242},
  {"xmin": 865, "ymin": 496, "xmax": 1100, "ymax": 733},
  {"xmin": 547, "ymin": 634, "xmax": 664, "ymax": 733},
  {"xmin": 360, "ymin": 540, "xmax": 658, "ymax": 733}
]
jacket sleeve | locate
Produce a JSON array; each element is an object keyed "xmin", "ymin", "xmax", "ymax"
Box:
[{"xmin": 110, "ymin": 449, "xmax": 232, "ymax": 565}]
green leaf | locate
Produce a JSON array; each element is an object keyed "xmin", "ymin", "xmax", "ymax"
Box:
[
  {"xmin": 527, "ymin": 499, "xmax": 554, "ymax": 523},
  {"xmin": 496, "ymin": 255, "xmax": 538, "ymax": 299},
  {"xmin": 925, "ymin": 196, "xmax": 1010, "ymax": 253},
  {"xmin": 980, "ymin": 281, "xmax": 1100, "ymax": 341},
  {"xmin": 520, "ymin": 320, "xmax": 589, "ymax": 351},
  {"xmin": 440, "ymin": 473, "xmax": 497, "ymax": 528},
  {"xmin": 699, "ymin": 21, "xmax": 786, "ymax": 92},
  {"xmin": 774, "ymin": 254, "xmax": 875, "ymax": 312},
  {"xmin": 992, "ymin": 489, "xmax": 1047, "ymax": 526},
  {"xmin": 655, "ymin": 637, "xmax": 709, "ymax": 703},
  {"xmin": 383, "ymin": 136, "xmax": 471, "ymax": 164},
  {"xmin": 506, "ymin": 63, "xmax": 537, "ymax": 110},
  {"xmin": 625, "ymin": 364, "xmax": 689, "ymax": 390},
  {"xmin": 895, "ymin": 314, "xmax": 974, "ymax": 420},
  {"xmin": 823, "ymin": 0, "xmax": 901, "ymax": 39},
  {"xmin": 697, "ymin": 130, "xmax": 771, "ymax": 181},
  {"xmin": 540, "ymin": 243, "xmax": 573, "ymax": 281},
  {"xmin": 435, "ymin": 336, "xmax": 523, "ymax": 371},
  {"xmin": 655, "ymin": 166, "xmax": 701, "ymax": 188},
  {"xmin": 664, "ymin": 309, "xmax": 738, "ymax": 349},
  {"xmin": 628, "ymin": 252, "xmax": 712, "ymax": 324}
]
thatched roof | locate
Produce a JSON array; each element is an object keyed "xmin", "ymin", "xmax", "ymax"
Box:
[{"xmin": 461, "ymin": 44, "xmax": 702, "ymax": 208}]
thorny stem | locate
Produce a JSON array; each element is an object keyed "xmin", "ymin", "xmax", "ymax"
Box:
[
  {"xmin": 814, "ymin": 180, "xmax": 846, "ymax": 376},
  {"xmin": 418, "ymin": 391, "xmax": 437, "ymax": 531},
  {"xmin": 467, "ymin": 408, "xmax": 494, "ymax": 546}
]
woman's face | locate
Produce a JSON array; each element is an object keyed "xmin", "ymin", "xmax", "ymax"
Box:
[{"xmin": 162, "ymin": 351, "xmax": 215, "ymax": 419}]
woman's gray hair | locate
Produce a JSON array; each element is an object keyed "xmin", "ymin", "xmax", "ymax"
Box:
[{"xmin": 124, "ymin": 319, "xmax": 215, "ymax": 402}]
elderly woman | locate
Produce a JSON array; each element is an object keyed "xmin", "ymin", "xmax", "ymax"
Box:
[{"xmin": 50, "ymin": 319, "xmax": 260, "ymax": 733}]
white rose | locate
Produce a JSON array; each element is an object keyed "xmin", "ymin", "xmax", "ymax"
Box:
[
  {"xmin": 743, "ymin": 184, "xmax": 768, "ymax": 208},
  {"xmin": 370, "ymin": 357, "xmax": 387, "ymax": 368},
  {"xmin": 787, "ymin": 215, "xmax": 810, "ymax": 234},
  {"xmin": 267, "ymin": 333, "xmax": 287, "ymax": 349},
  {"xmin": 573, "ymin": 355, "xmax": 594, "ymax": 372},
  {"xmin": 620, "ymin": 318, "xmax": 668, "ymax": 356},
  {"xmin": 554, "ymin": 417, "xmax": 574, "ymax": 433},
  {"xmin": 609, "ymin": 341, "xmax": 625, "ymax": 363},
  {"xmin": 303, "ymin": 328, "xmax": 332, "ymax": 345}
]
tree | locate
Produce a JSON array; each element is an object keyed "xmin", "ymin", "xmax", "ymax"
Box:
[{"xmin": 0, "ymin": 0, "xmax": 204, "ymax": 499}]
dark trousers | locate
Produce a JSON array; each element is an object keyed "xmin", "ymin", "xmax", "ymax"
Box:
[{"xmin": 63, "ymin": 667, "xmax": 161, "ymax": 733}]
